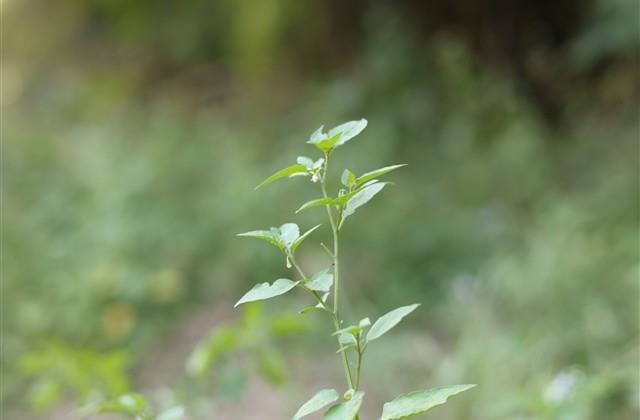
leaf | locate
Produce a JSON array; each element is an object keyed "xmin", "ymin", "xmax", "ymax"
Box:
[
  {"xmin": 279, "ymin": 223, "xmax": 300, "ymax": 247},
  {"xmin": 324, "ymin": 391, "xmax": 364, "ymax": 420},
  {"xmin": 340, "ymin": 182, "xmax": 387, "ymax": 227},
  {"xmin": 293, "ymin": 389, "xmax": 340, "ymax": 420},
  {"xmin": 341, "ymin": 169, "xmax": 356, "ymax": 187},
  {"xmin": 306, "ymin": 269, "xmax": 334, "ymax": 292},
  {"xmin": 236, "ymin": 230, "xmax": 280, "ymax": 247},
  {"xmin": 366, "ymin": 304, "xmax": 420, "ymax": 343},
  {"xmin": 291, "ymin": 224, "xmax": 321, "ymax": 253},
  {"xmin": 256, "ymin": 164, "xmax": 308, "ymax": 189},
  {"xmin": 307, "ymin": 119, "xmax": 367, "ymax": 152},
  {"xmin": 380, "ymin": 385, "xmax": 477, "ymax": 419},
  {"xmin": 94, "ymin": 393, "xmax": 148, "ymax": 416},
  {"xmin": 235, "ymin": 279, "xmax": 299, "ymax": 307},
  {"xmin": 356, "ymin": 164, "xmax": 407, "ymax": 186},
  {"xmin": 256, "ymin": 348, "xmax": 287, "ymax": 385},
  {"xmin": 328, "ymin": 119, "xmax": 368, "ymax": 146},
  {"xmin": 156, "ymin": 406, "xmax": 186, "ymax": 420},
  {"xmin": 307, "ymin": 131, "xmax": 343, "ymax": 153},
  {"xmin": 296, "ymin": 197, "xmax": 336, "ymax": 213}
]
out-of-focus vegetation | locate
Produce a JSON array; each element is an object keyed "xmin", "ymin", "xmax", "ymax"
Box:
[{"xmin": 2, "ymin": 0, "xmax": 638, "ymax": 419}]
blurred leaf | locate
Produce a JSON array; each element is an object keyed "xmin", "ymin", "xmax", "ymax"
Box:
[
  {"xmin": 380, "ymin": 385, "xmax": 477, "ymax": 419},
  {"xmin": 293, "ymin": 389, "xmax": 340, "ymax": 420},
  {"xmin": 255, "ymin": 164, "xmax": 308, "ymax": 189},
  {"xmin": 366, "ymin": 304, "xmax": 420, "ymax": 343},
  {"xmin": 256, "ymin": 348, "xmax": 287, "ymax": 386},
  {"xmin": 235, "ymin": 279, "xmax": 298, "ymax": 307},
  {"xmin": 270, "ymin": 313, "xmax": 307, "ymax": 335},
  {"xmin": 94, "ymin": 393, "xmax": 148, "ymax": 416},
  {"xmin": 27, "ymin": 377, "xmax": 62, "ymax": 411},
  {"xmin": 355, "ymin": 164, "xmax": 406, "ymax": 186},
  {"xmin": 324, "ymin": 391, "xmax": 364, "ymax": 420},
  {"xmin": 156, "ymin": 406, "xmax": 185, "ymax": 420},
  {"xmin": 186, "ymin": 326, "xmax": 238, "ymax": 379}
]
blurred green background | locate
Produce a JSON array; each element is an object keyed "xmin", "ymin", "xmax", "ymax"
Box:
[{"xmin": 3, "ymin": 0, "xmax": 639, "ymax": 418}]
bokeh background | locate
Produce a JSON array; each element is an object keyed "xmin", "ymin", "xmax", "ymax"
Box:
[{"xmin": 3, "ymin": 0, "xmax": 639, "ymax": 419}]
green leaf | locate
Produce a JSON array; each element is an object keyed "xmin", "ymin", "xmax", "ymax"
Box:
[
  {"xmin": 256, "ymin": 164, "xmax": 308, "ymax": 189},
  {"xmin": 296, "ymin": 197, "xmax": 336, "ymax": 213},
  {"xmin": 307, "ymin": 119, "xmax": 367, "ymax": 153},
  {"xmin": 236, "ymin": 230, "xmax": 280, "ymax": 247},
  {"xmin": 279, "ymin": 223, "xmax": 300, "ymax": 247},
  {"xmin": 366, "ymin": 304, "xmax": 420, "ymax": 343},
  {"xmin": 291, "ymin": 224, "xmax": 321, "ymax": 253},
  {"xmin": 235, "ymin": 279, "xmax": 299, "ymax": 307},
  {"xmin": 324, "ymin": 391, "xmax": 364, "ymax": 420},
  {"xmin": 94, "ymin": 393, "xmax": 148, "ymax": 416},
  {"xmin": 356, "ymin": 164, "xmax": 407, "ymax": 186},
  {"xmin": 293, "ymin": 389, "xmax": 340, "ymax": 420},
  {"xmin": 380, "ymin": 385, "xmax": 476, "ymax": 419},
  {"xmin": 340, "ymin": 182, "xmax": 387, "ymax": 227},
  {"xmin": 341, "ymin": 169, "xmax": 356, "ymax": 187},
  {"xmin": 307, "ymin": 131, "xmax": 343, "ymax": 153},
  {"xmin": 156, "ymin": 406, "xmax": 185, "ymax": 420},
  {"xmin": 306, "ymin": 269, "xmax": 334, "ymax": 292},
  {"xmin": 328, "ymin": 119, "xmax": 368, "ymax": 146}
]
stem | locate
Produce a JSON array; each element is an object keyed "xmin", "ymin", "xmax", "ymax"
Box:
[
  {"xmin": 320, "ymin": 154, "xmax": 355, "ymax": 390},
  {"xmin": 354, "ymin": 338, "xmax": 364, "ymax": 391},
  {"xmin": 288, "ymin": 248, "xmax": 354, "ymax": 388}
]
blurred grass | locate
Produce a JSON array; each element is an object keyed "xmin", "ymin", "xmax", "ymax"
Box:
[{"xmin": 2, "ymin": 0, "xmax": 638, "ymax": 419}]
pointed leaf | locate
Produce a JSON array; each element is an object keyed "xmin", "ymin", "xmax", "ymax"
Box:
[
  {"xmin": 236, "ymin": 230, "xmax": 280, "ymax": 247},
  {"xmin": 306, "ymin": 269, "xmax": 334, "ymax": 293},
  {"xmin": 293, "ymin": 389, "xmax": 340, "ymax": 420},
  {"xmin": 291, "ymin": 224, "xmax": 322, "ymax": 253},
  {"xmin": 366, "ymin": 304, "xmax": 420, "ymax": 343},
  {"xmin": 329, "ymin": 119, "xmax": 368, "ymax": 146},
  {"xmin": 235, "ymin": 279, "xmax": 299, "ymax": 307},
  {"xmin": 356, "ymin": 164, "xmax": 407, "ymax": 186},
  {"xmin": 380, "ymin": 385, "xmax": 476, "ymax": 420},
  {"xmin": 324, "ymin": 391, "xmax": 364, "ymax": 420},
  {"xmin": 256, "ymin": 164, "xmax": 308, "ymax": 189},
  {"xmin": 296, "ymin": 197, "xmax": 336, "ymax": 213},
  {"xmin": 340, "ymin": 182, "xmax": 387, "ymax": 226}
]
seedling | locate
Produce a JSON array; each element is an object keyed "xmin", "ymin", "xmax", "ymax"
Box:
[{"xmin": 237, "ymin": 119, "xmax": 475, "ymax": 419}]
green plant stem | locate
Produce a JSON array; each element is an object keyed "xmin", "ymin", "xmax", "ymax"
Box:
[
  {"xmin": 320, "ymin": 155, "xmax": 355, "ymax": 391},
  {"xmin": 354, "ymin": 339, "xmax": 363, "ymax": 391}
]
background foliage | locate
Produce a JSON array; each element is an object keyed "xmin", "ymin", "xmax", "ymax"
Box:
[{"xmin": 3, "ymin": 0, "xmax": 638, "ymax": 418}]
